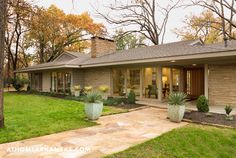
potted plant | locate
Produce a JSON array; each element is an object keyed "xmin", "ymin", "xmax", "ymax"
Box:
[
  {"xmin": 83, "ymin": 91, "xmax": 103, "ymax": 120},
  {"xmin": 99, "ymin": 85, "xmax": 109, "ymax": 100},
  {"xmin": 74, "ymin": 85, "xmax": 81, "ymax": 97},
  {"xmin": 225, "ymin": 105, "xmax": 234, "ymax": 121},
  {"xmin": 84, "ymin": 86, "xmax": 93, "ymax": 93},
  {"xmin": 167, "ymin": 92, "xmax": 187, "ymax": 123}
]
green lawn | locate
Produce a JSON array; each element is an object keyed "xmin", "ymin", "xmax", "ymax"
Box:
[
  {"xmin": 106, "ymin": 125, "xmax": 236, "ymax": 158},
  {"xmin": 0, "ymin": 92, "xmax": 126, "ymax": 144}
]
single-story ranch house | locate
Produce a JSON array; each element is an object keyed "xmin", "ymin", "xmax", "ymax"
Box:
[{"xmin": 17, "ymin": 37, "xmax": 236, "ymax": 106}]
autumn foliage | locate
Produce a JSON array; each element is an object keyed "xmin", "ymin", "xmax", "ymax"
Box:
[{"xmin": 28, "ymin": 5, "xmax": 105, "ymax": 63}]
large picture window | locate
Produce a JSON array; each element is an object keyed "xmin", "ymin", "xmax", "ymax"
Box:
[{"xmin": 51, "ymin": 72, "xmax": 71, "ymax": 93}]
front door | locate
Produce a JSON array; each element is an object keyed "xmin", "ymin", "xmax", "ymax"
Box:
[{"xmin": 184, "ymin": 68, "xmax": 204, "ymax": 99}]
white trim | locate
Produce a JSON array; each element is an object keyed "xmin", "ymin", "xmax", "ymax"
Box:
[
  {"xmin": 169, "ymin": 68, "xmax": 173, "ymax": 93},
  {"xmin": 140, "ymin": 68, "xmax": 144, "ymax": 98},
  {"xmin": 158, "ymin": 66, "xmax": 162, "ymax": 102},
  {"xmin": 179, "ymin": 68, "xmax": 184, "ymax": 92},
  {"xmin": 16, "ymin": 65, "xmax": 80, "ymax": 73},
  {"xmin": 204, "ymin": 64, "xmax": 209, "ymax": 99}
]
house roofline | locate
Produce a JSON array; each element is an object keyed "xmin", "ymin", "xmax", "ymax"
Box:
[
  {"xmin": 79, "ymin": 50, "xmax": 236, "ymax": 68},
  {"xmin": 16, "ymin": 49, "xmax": 236, "ymax": 72}
]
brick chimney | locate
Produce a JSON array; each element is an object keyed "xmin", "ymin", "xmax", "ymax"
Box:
[{"xmin": 91, "ymin": 36, "xmax": 116, "ymax": 58}]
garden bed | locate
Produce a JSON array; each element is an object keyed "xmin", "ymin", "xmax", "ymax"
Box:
[{"xmin": 184, "ymin": 111, "xmax": 236, "ymax": 128}]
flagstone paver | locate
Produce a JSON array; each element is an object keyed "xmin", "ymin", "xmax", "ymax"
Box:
[{"xmin": 0, "ymin": 107, "xmax": 187, "ymax": 158}]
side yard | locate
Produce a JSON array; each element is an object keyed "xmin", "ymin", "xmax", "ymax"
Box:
[
  {"xmin": 0, "ymin": 93, "xmax": 126, "ymax": 144},
  {"xmin": 106, "ymin": 124, "xmax": 236, "ymax": 158}
]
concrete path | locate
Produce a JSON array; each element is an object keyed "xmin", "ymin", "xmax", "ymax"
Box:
[
  {"xmin": 137, "ymin": 99, "xmax": 236, "ymax": 115},
  {"xmin": 0, "ymin": 108, "xmax": 187, "ymax": 158}
]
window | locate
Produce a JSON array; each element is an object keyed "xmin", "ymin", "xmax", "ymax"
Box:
[
  {"xmin": 57, "ymin": 72, "xmax": 64, "ymax": 93},
  {"xmin": 128, "ymin": 69, "xmax": 140, "ymax": 96},
  {"xmin": 51, "ymin": 72, "xmax": 71, "ymax": 93},
  {"xmin": 64, "ymin": 73, "xmax": 71, "ymax": 93},
  {"xmin": 112, "ymin": 69, "xmax": 125, "ymax": 96},
  {"xmin": 51, "ymin": 72, "xmax": 57, "ymax": 92}
]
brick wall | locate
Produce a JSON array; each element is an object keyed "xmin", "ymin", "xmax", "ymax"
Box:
[
  {"xmin": 84, "ymin": 67, "xmax": 112, "ymax": 95},
  {"xmin": 91, "ymin": 37, "xmax": 116, "ymax": 58},
  {"xmin": 209, "ymin": 64, "xmax": 236, "ymax": 106},
  {"xmin": 72, "ymin": 69, "xmax": 85, "ymax": 92}
]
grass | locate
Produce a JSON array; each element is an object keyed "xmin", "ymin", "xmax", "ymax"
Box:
[
  {"xmin": 0, "ymin": 92, "xmax": 126, "ymax": 144},
  {"xmin": 106, "ymin": 124, "xmax": 236, "ymax": 158}
]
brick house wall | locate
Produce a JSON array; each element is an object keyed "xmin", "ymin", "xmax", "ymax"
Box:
[
  {"xmin": 84, "ymin": 67, "xmax": 112, "ymax": 95},
  {"xmin": 209, "ymin": 64, "xmax": 236, "ymax": 106}
]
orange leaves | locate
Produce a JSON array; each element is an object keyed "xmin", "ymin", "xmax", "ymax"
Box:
[
  {"xmin": 65, "ymin": 12, "xmax": 105, "ymax": 36},
  {"xmin": 28, "ymin": 4, "xmax": 106, "ymax": 62}
]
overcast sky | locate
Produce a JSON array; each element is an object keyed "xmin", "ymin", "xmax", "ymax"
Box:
[{"xmin": 33, "ymin": 0, "xmax": 203, "ymax": 44}]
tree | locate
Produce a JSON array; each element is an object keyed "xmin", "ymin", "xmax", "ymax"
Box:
[
  {"xmin": 175, "ymin": 10, "xmax": 224, "ymax": 44},
  {"xmin": 0, "ymin": 0, "xmax": 7, "ymax": 128},
  {"xmin": 192, "ymin": 0, "xmax": 236, "ymax": 44},
  {"xmin": 5, "ymin": 0, "xmax": 32, "ymax": 78},
  {"xmin": 28, "ymin": 5, "xmax": 105, "ymax": 63},
  {"xmin": 96, "ymin": 0, "xmax": 182, "ymax": 45},
  {"xmin": 114, "ymin": 29, "xmax": 146, "ymax": 50}
]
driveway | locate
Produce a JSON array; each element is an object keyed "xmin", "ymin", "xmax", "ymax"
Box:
[{"xmin": 0, "ymin": 107, "xmax": 187, "ymax": 158}]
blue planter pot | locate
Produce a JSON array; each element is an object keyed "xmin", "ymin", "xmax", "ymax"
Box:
[{"xmin": 85, "ymin": 102, "xmax": 103, "ymax": 120}]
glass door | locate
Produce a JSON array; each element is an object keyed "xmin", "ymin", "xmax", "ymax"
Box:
[{"xmin": 128, "ymin": 69, "xmax": 140, "ymax": 96}]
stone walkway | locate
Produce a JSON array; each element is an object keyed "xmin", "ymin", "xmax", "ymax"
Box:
[
  {"xmin": 0, "ymin": 108, "xmax": 187, "ymax": 158},
  {"xmin": 137, "ymin": 98, "xmax": 236, "ymax": 115}
]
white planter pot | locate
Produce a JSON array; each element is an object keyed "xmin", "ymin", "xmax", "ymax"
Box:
[
  {"xmin": 167, "ymin": 104, "xmax": 185, "ymax": 123},
  {"xmin": 85, "ymin": 102, "xmax": 103, "ymax": 120},
  {"xmin": 102, "ymin": 93, "xmax": 108, "ymax": 100},
  {"xmin": 74, "ymin": 91, "xmax": 80, "ymax": 97}
]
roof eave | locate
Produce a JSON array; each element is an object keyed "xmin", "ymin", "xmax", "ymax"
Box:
[
  {"xmin": 15, "ymin": 64, "xmax": 80, "ymax": 73},
  {"xmin": 80, "ymin": 50, "xmax": 236, "ymax": 68}
]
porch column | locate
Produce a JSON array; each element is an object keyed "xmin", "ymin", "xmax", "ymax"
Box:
[
  {"xmin": 140, "ymin": 68, "xmax": 144, "ymax": 98},
  {"xmin": 179, "ymin": 68, "xmax": 184, "ymax": 92},
  {"xmin": 110, "ymin": 69, "xmax": 113, "ymax": 96},
  {"xmin": 169, "ymin": 68, "xmax": 173, "ymax": 93},
  {"xmin": 204, "ymin": 64, "xmax": 209, "ymax": 99},
  {"xmin": 158, "ymin": 66, "xmax": 163, "ymax": 101},
  {"xmin": 124, "ymin": 69, "xmax": 128, "ymax": 97}
]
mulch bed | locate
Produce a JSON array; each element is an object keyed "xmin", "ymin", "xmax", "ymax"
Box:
[
  {"xmin": 116, "ymin": 103, "xmax": 146, "ymax": 110},
  {"xmin": 184, "ymin": 111, "xmax": 236, "ymax": 128}
]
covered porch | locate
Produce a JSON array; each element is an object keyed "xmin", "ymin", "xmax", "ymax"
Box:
[{"xmin": 111, "ymin": 63, "xmax": 209, "ymax": 102}]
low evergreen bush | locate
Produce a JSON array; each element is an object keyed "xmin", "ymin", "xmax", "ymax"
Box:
[
  {"xmin": 127, "ymin": 90, "xmax": 136, "ymax": 104},
  {"xmin": 197, "ymin": 95, "xmax": 209, "ymax": 113}
]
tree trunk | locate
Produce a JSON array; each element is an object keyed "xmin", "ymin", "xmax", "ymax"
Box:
[{"xmin": 0, "ymin": 0, "xmax": 7, "ymax": 128}]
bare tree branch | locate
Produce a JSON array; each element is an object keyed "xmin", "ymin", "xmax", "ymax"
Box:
[{"xmin": 95, "ymin": 0, "xmax": 183, "ymax": 45}]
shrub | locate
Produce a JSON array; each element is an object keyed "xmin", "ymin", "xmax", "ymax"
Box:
[
  {"xmin": 27, "ymin": 85, "xmax": 31, "ymax": 91},
  {"xmin": 127, "ymin": 90, "xmax": 136, "ymax": 104},
  {"xmin": 83, "ymin": 91, "xmax": 102, "ymax": 103},
  {"xmin": 12, "ymin": 76, "xmax": 28, "ymax": 91},
  {"xmin": 168, "ymin": 92, "xmax": 187, "ymax": 106},
  {"xmin": 197, "ymin": 95, "xmax": 209, "ymax": 113},
  {"xmin": 103, "ymin": 98, "xmax": 123, "ymax": 106},
  {"xmin": 80, "ymin": 88, "xmax": 86, "ymax": 96},
  {"xmin": 225, "ymin": 105, "xmax": 233, "ymax": 115}
]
